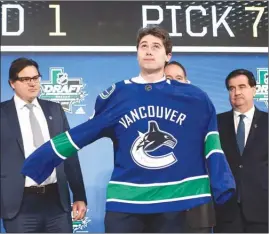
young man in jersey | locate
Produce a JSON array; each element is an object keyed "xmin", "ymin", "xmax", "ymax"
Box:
[{"xmin": 22, "ymin": 26, "xmax": 236, "ymax": 233}]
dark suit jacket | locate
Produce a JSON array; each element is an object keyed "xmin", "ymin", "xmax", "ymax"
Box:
[
  {"xmin": 215, "ymin": 108, "xmax": 268, "ymax": 224},
  {"xmin": 0, "ymin": 98, "xmax": 87, "ymax": 219},
  {"xmin": 186, "ymin": 201, "xmax": 216, "ymax": 229}
]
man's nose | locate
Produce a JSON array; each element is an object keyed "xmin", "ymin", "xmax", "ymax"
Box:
[
  {"xmin": 146, "ymin": 48, "xmax": 153, "ymax": 55},
  {"xmin": 28, "ymin": 80, "xmax": 36, "ymax": 86},
  {"xmin": 235, "ymin": 88, "xmax": 241, "ymax": 95}
]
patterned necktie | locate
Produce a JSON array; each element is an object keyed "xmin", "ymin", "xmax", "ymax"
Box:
[
  {"xmin": 25, "ymin": 103, "xmax": 45, "ymax": 147},
  {"xmin": 236, "ymin": 114, "xmax": 246, "ymax": 155}
]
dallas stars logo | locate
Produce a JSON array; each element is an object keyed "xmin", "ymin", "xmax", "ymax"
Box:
[
  {"xmin": 72, "ymin": 217, "xmax": 91, "ymax": 233},
  {"xmin": 39, "ymin": 68, "xmax": 88, "ymax": 113},
  {"xmin": 71, "ymin": 204, "xmax": 91, "ymax": 232},
  {"xmin": 254, "ymin": 68, "xmax": 268, "ymax": 108}
]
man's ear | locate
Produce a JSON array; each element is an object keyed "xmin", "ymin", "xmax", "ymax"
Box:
[
  {"xmin": 252, "ymin": 86, "xmax": 256, "ymax": 96},
  {"xmin": 9, "ymin": 80, "xmax": 15, "ymax": 89},
  {"xmin": 166, "ymin": 53, "xmax": 172, "ymax": 62}
]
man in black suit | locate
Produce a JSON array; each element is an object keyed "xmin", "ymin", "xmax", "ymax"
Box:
[
  {"xmin": 164, "ymin": 61, "xmax": 190, "ymax": 83},
  {"xmin": 215, "ymin": 69, "xmax": 268, "ymax": 233},
  {"xmin": 0, "ymin": 58, "xmax": 87, "ymax": 232},
  {"xmin": 164, "ymin": 61, "xmax": 216, "ymax": 233}
]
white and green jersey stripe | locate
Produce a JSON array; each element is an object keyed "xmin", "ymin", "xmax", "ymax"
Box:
[
  {"xmin": 50, "ymin": 131, "xmax": 80, "ymax": 159},
  {"xmin": 204, "ymin": 131, "xmax": 224, "ymax": 159},
  {"xmin": 107, "ymin": 175, "xmax": 211, "ymax": 204}
]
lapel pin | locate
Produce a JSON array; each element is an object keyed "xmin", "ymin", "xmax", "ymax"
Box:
[{"xmin": 49, "ymin": 116, "xmax": 53, "ymax": 120}]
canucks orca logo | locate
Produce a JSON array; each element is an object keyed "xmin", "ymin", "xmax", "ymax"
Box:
[{"xmin": 131, "ymin": 121, "xmax": 178, "ymax": 169}]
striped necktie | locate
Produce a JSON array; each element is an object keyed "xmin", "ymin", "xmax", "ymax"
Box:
[{"xmin": 236, "ymin": 114, "xmax": 246, "ymax": 155}]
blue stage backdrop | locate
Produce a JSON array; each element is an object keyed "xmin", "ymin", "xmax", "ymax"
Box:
[{"xmin": 1, "ymin": 53, "xmax": 268, "ymax": 232}]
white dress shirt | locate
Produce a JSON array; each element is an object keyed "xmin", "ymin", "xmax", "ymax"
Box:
[
  {"xmin": 233, "ymin": 105, "xmax": 255, "ymax": 146},
  {"xmin": 131, "ymin": 74, "xmax": 166, "ymax": 84},
  {"xmin": 14, "ymin": 95, "xmax": 57, "ymax": 187}
]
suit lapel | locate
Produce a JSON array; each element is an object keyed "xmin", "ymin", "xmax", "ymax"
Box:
[
  {"xmin": 5, "ymin": 99, "xmax": 24, "ymax": 154},
  {"xmin": 225, "ymin": 111, "xmax": 241, "ymax": 157},
  {"xmin": 38, "ymin": 99, "xmax": 54, "ymax": 137},
  {"xmin": 244, "ymin": 108, "xmax": 261, "ymax": 154}
]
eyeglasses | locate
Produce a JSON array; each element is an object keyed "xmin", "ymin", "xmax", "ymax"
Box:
[{"xmin": 17, "ymin": 75, "xmax": 42, "ymax": 84}]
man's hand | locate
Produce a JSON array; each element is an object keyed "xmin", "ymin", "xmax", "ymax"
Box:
[{"xmin": 72, "ymin": 201, "xmax": 87, "ymax": 220}]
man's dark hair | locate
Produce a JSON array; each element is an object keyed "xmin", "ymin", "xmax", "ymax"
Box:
[
  {"xmin": 136, "ymin": 25, "xmax": 173, "ymax": 55},
  {"xmin": 9, "ymin": 57, "xmax": 40, "ymax": 85},
  {"xmin": 225, "ymin": 69, "xmax": 256, "ymax": 90},
  {"xmin": 165, "ymin": 61, "xmax": 187, "ymax": 77}
]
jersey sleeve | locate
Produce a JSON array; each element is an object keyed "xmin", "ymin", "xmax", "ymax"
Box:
[
  {"xmin": 204, "ymin": 95, "xmax": 236, "ymax": 204},
  {"xmin": 89, "ymin": 83, "xmax": 117, "ymax": 138},
  {"xmin": 21, "ymin": 83, "xmax": 122, "ymax": 184}
]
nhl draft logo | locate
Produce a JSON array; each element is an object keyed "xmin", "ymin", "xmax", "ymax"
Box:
[
  {"xmin": 130, "ymin": 121, "xmax": 178, "ymax": 169},
  {"xmin": 39, "ymin": 68, "xmax": 88, "ymax": 114},
  {"xmin": 254, "ymin": 68, "xmax": 268, "ymax": 108},
  {"xmin": 71, "ymin": 205, "xmax": 91, "ymax": 233}
]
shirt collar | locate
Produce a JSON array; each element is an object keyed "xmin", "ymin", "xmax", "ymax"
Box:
[
  {"xmin": 14, "ymin": 94, "xmax": 41, "ymax": 110},
  {"xmin": 233, "ymin": 105, "xmax": 255, "ymax": 121},
  {"xmin": 131, "ymin": 74, "xmax": 166, "ymax": 84}
]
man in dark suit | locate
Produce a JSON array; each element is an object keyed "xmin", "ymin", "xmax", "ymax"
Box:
[
  {"xmin": 164, "ymin": 61, "xmax": 190, "ymax": 83},
  {"xmin": 164, "ymin": 61, "xmax": 216, "ymax": 233},
  {"xmin": 0, "ymin": 58, "xmax": 87, "ymax": 232},
  {"xmin": 215, "ymin": 69, "xmax": 268, "ymax": 233}
]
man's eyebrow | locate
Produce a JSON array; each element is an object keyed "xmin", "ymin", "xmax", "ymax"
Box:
[
  {"xmin": 139, "ymin": 41, "xmax": 162, "ymax": 46},
  {"xmin": 139, "ymin": 41, "xmax": 148, "ymax": 44}
]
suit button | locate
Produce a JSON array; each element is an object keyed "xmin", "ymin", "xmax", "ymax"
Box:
[{"xmin": 239, "ymin": 165, "xmax": 243, "ymax": 168}]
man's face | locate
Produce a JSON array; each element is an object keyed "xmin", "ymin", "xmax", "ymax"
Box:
[
  {"xmin": 164, "ymin": 64, "xmax": 187, "ymax": 83},
  {"xmin": 137, "ymin": 35, "xmax": 171, "ymax": 73},
  {"xmin": 228, "ymin": 74, "xmax": 256, "ymax": 110},
  {"xmin": 10, "ymin": 65, "xmax": 41, "ymax": 103}
]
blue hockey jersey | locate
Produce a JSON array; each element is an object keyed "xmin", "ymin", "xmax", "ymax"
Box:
[{"xmin": 22, "ymin": 77, "xmax": 235, "ymax": 214}]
